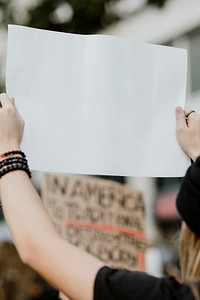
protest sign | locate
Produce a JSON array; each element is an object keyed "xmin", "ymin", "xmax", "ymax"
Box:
[
  {"xmin": 42, "ymin": 174, "xmax": 146, "ymax": 271},
  {"xmin": 6, "ymin": 25, "xmax": 189, "ymax": 177}
]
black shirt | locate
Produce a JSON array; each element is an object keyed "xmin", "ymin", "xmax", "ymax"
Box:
[
  {"xmin": 94, "ymin": 160, "xmax": 200, "ymax": 300},
  {"xmin": 94, "ymin": 266, "xmax": 195, "ymax": 300}
]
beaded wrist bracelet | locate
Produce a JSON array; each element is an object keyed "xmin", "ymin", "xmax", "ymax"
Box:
[
  {"xmin": 0, "ymin": 163, "xmax": 32, "ymax": 179},
  {"xmin": 0, "ymin": 150, "xmax": 31, "ymax": 178},
  {"xmin": 0, "ymin": 157, "xmax": 28, "ymax": 168},
  {"xmin": 0, "ymin": 150, "xmax": 26, "ymax": 159},
  {"xmin": 0, "ymin": 150, "xmax": 31, "ymax": 207}
]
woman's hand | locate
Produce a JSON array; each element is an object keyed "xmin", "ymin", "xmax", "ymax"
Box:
[
  {"xmin": 0, "ymin": 93, "xmax": 24, "ymax": 154},
  {"xmin": 176, "ymin": 106, "xmax": 200, "ymax": 161}
]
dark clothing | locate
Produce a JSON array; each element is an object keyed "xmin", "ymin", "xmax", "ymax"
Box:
[
  {"xmin": 94, "ymin": 266, "xmax": 195, "ymax": 300},
  {"xmin": 94, "ymin": 159, "xmax": 200, "ymax": 300},
  {"xmin": 176, "ymin": 156, "xmax": 200, "ymax": 236}
]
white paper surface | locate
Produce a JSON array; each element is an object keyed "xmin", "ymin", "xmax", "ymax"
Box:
[{"xmin": 6, "ymin": 25, "xmax": 189, "ymax": 177}]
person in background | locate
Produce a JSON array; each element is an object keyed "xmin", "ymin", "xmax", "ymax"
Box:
[
  {"xmin": 0, "ymin": 92, "xmax": 200, "ymax": 300},
  {"xmin": 0, "ymin": 241, "xmax": 59, "ymax": 300}
]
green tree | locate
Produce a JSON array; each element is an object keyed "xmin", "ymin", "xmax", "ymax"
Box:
[{"xmin": 0, "ymin": 0, "xmax": 168, "ymax": 34}]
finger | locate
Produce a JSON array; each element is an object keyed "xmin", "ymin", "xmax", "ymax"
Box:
[
  {"xmin": 176, "ymin": 106, "xmax": 187, "ymax": 129},
  {"xmin": 10, "ymin": 97, "xmax": 16, "ymax": 107},
  {"xmin": 185, "ymin": 106, "xmax": 193, "ymax": 116},
  {"xmin": 0, "ymin": 93, "xmax": 14, "ymax": 108},
  {"xmin": 185, "ymin": 106, "xmax": 195, "ymax": 118},
  {"xmin": 186, "ymin": 111, "xmax": 195, "ymax": 118}
]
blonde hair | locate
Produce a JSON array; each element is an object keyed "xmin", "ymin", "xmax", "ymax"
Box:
[{"xmin": 180, "ymin": 222, "xmax": 200, "ymax": 300}]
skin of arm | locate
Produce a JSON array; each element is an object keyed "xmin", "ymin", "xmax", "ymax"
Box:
[
  {"xmin": 59, "ymin": 291, "xmax": 71, "ymax": 300},
  {"xmin": 0, "ymin": 93, "xmax": 105, "ymax": 300}
]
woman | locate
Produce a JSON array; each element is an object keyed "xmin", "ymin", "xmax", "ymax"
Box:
[{"xmin": 0, "ymin": 92, "xmax": 199, "ymax": 300}]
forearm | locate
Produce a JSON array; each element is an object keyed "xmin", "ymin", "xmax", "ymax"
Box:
[
  {"xmin": 0, "ymin": 170, "xmax": 56, "ymax": 259},
  {"xmin": 0, "ymin": 170, "xmax": 104, "ymax": 300},
  {"xmin": 0, "ymin": 94, "xmax": 105, "ymax": 299}
]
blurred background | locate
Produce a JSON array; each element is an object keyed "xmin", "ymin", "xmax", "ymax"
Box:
[{"xmin": 1, "ymin": 0, "xmax": 200, "ymax": 298}]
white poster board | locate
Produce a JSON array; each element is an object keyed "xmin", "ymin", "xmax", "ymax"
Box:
[{"xmin": 6, "ymin": 25, "xmax": 189, "ymax": 177}]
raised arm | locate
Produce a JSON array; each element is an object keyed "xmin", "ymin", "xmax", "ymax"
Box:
[{"xmin": 0, "ymin": 93, "xmax": 105, "ymax": 300}]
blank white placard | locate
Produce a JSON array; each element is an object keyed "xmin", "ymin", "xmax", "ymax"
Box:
[{"xmin": 6, "ymin": 25, "xmax": 189, "ymax": 177}]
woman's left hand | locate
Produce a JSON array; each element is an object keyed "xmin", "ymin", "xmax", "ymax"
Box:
[{"xmin": 176, "ymin": 106, "xmax": 200, "ymax": 161}]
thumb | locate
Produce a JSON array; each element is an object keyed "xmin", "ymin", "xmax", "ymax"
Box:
[
  {"xmin": 0, "ymin": 93, "xmax": 14, "ymax": 109},
  {"xmin": 176, "ymin": 106, "xmax": 187, "ymax": 129}
]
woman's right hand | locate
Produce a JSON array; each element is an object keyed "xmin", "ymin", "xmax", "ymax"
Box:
[
  {"xmin": 0, "ymin": 93, "xmax": 24, "ymax": 154},
  {"xmin": 176, "ymin": 106, "xmax": 200, "ymax": 161}
]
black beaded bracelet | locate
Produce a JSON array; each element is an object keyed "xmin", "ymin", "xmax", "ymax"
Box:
[
  {"xmin": 0, "ymin": 163, "xmax": 32, "ymax": 179},
  {"xmin": 0, "ymin": 151, "xmax": 31, "ymax": 208},
  {"xmin": 0, "ymin": 150, "xmax": 26, "ymax": 159},
  {"xmin": 0, "ymin": 157, "xmax": 27, "ymax": 168}
]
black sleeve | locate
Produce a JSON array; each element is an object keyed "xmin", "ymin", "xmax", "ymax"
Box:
[
  {"xmin": 176, "ymin": 156, "xmax": 200, "ymax": 236},
  {"xmin": 94, "ymin": 266, "xmax": 194, "ymax": 300}
]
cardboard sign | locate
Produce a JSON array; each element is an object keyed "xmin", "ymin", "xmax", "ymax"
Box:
[{"xmin": 42, "ymin": 174, "xmax": 146, "ymax": 271}]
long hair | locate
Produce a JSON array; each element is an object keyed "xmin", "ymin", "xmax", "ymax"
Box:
[{"xmin": 180, "ymin": 222, "xmax": 200, "ymax": 300}]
